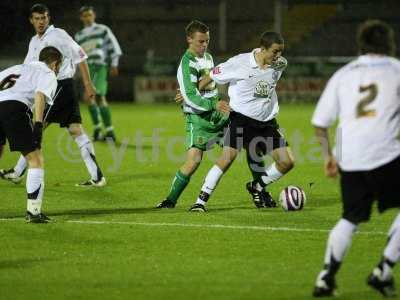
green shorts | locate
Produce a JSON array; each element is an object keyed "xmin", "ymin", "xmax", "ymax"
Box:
[
  {"xmin": 89, "ymin": 64, "xmax": 108, "ymax": 96},
  {"xmin": 185, "ymin": 110, "xmax": 229, "ymax": 151}
]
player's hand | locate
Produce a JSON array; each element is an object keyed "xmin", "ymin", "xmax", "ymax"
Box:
[
  {"xmin": 32, "ymin": 122, "xmax": 43, "ymax": 149},
  {"xmin": 175, "ymin": 89, "xmax": 184, "ymax": 103},
  {"xmin": 84, "ymin": 82, "xmax": 97, "ymax": 101},
  {"xmin": 324, "ymin": 155, "xmax": 338, "ymax": 178},
  {"xmin": 110, "ymin": 67, "xmax": 119, "ymax": 77},
  {"xmin": 216, "ymin": 100, "xmax": 231, "ymax": 114}
]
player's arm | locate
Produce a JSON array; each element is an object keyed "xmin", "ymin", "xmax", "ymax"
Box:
[
  {"xmin": 32, "ymin": 91, "xmax": 46, "ymax": 148},
  {"xmin": 198, "ymin": 74, "xmax": 212, "ymax": 91},
  {"xmin": 105, "ymin": 27, "xmax": 122, "ymax": 77},
  {"xmin": 178, "ymin": 58, "xmax": 218, "ymax": 112},
  {"xmin": 62, "ymin": 29, "xmax": 96, "ymax": 100},
  {"xmin": 78, "ymin": 61, "xmax": 96, "ymax": 100},
  {"xmin": 314, "ymin": 126, "xmax": 337, "ymax": 178},
  {"xmin": 312, "ymin": 72, "xmax": 340, "ymax": 179}
]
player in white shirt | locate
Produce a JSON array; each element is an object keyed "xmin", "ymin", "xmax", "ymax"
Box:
[
  {"xmin": 0, "ymin": 46, "xmax": 61, "ymax": 223},
  {"xmin": 311, "ymin": 20, "xmax": 400, "ymax": 297},
  {"xmin": 189, "ymin": 31, "xmax": 295, "ymax": 212},
  {"xmin": 0, "ymin": 4, "xmax": 106, "ymax": 187}
]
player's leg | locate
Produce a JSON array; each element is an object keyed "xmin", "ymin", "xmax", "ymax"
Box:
[
  {"xmin": 245, "ymin": 148, "xmax": 277, "ymax": 208},
  {"xmin": 24, "ymin": 149, "xmax": 50, "ymax": 223},
  {"xmin": 87, "ymin": 64, "xmax": 103, "ymax": 141},
  {"xmin": 189, "ymin": 112, "xmax": 243, "ymax": 212},
  {"xmin": 0, "ymin": 123, "xmax": 52, "ymax": 183},
  {"xmin": 96, "ymin": 65, "xmax": 115, "ymax": 141},
  {"xmin": 68, "ymin": 123, "xmax": 106, "ymax": 187},
  {"xmin": 250, "ymin": 146, "xmax": 294, "ymax": 189},
  {"xmin": 367, "ymin": 213, "xmax": 400, "ymax": 297},
  {"xmin": 367, "ymin": 157, "xmax": 400, "ymax": 297},
  {"xmin": 99, "ymin": 96, "xmax": 116, "ymax": 141},
  {"xmin": 157, "ymin": 147, "xmax": 203, "ymax": 208},
  {"xmin": 313, "ymin": 170, "xmax": 373, "ymax": 297},
  {"xmin": 0, "ymin": 101, "xmax": 49, "ymax": 223},
  {"xmin": 190, "ymin": 146, "xmax": 239, "ymax": 212}
]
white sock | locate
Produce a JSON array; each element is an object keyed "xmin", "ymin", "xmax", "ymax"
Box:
[
  {"xmin": 258, "ymin": 163, "xmax": 283, "ymax": 189},
  {"xmin": 14, "ymin": 155, "xmax": 27, "ymax": 177},
  {"xmin": 75, "ymin": 134, "xmax": 103, "ymax": 181},
  {"xmin": 380, "ymin": 214, "xmax": 400, "ymax": 279},
  {"xmin": 26, "ymin": 168, "xmax": 44, "ymax": 215},
  {"xmin": 196, "ymin": 165, "xmax": 223, "ymax": 205},
  {"xmin": 324, "ymin": 218, "xmax": 357, "ymax": 265}
]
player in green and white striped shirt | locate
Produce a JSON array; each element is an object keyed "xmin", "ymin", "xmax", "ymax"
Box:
[
  {"xmin": 156, "ymin": 21, "xmax": 272, "ymax": 212},
  {"xmin": 75, "ymin": 6, "xmax": 122, "ymax": 141}
]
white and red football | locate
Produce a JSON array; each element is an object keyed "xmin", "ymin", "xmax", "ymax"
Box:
[{"xmin": 279, "ymin": 186, "xmax": 306, "ymax": 211}]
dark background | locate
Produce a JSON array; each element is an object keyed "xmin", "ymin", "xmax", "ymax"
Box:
[{"xmin": 1, "ymin": 0, "xmax": 399, "ymax": 100}]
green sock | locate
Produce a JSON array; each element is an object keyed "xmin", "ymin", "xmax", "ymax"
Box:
[
  {"xmin": 246, "ymin": 151, "xmax": 265, "ymax": 182},
  {"xmin": 99, "ymin": 105, "xmax": 113, "ymax": 131},
  {"xmin": 88, "ymin": 104, "xmax": 101, "ymax": 128},
  {"xmin": 166, "ymin": 170, "xmax": 190, "ymax": 203}
]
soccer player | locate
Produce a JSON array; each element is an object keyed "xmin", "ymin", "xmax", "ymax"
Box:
[
  {"xmin": 312, "ymin": 20, "xmax": 400, "ymax": 297},
  {"xmin": 0, "ymin": 3, "xmax": 106, "ymax": 187},
  {"xmin": 0, "ymin": 46, "xmax": 61, "ymax": 223},
  {"xmin": 75, "ymin": 6, "xmax": 122, "ymax": 141},
  {"xmin": 189, "ymin": 31, "xmax": 295, "ymax": 212},
  {"xmin": 156, "ymin": 21, "xmax": 274, "ymax": 210}
]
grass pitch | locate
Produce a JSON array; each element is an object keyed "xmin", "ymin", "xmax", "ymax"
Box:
[{"xmin": 0, "ymin": 103, "xmax": 397, "ymax": 300}]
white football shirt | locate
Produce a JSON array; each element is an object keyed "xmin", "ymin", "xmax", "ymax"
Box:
[
  {"xmin": 0, "ymin": 61, "xmax": 57, "ymax": 109},
  {"xmin": 312, "ymin": 55, "xmax": 400, "ymax": 171},
  {"xmin": 24, "ymin": 25, "xmax": 87, "ymax": 80},
  {"xmin": 210, "ymin": 48, "xmax": 287, "ymax": 122}
]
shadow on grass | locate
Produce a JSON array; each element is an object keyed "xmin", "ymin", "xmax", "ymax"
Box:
[{"xmin": 0, "ymin": 258, "xmax": 52, "ymax": 270}]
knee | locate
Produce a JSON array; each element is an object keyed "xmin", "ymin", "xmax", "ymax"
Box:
[
  {"xmin": 26, "ymin": 151, "xmax": 44, "ymax": 168},
  {"xmin": 277, "ymin": 156, "xmax": 295, "ymax": 174},
  {"xmin": 68, "ymin": 124, "xmax": 83, "ymax": 138},
  {"xmin": 182, "ymin": 159, "xmax": 201, "ymax": 176}
]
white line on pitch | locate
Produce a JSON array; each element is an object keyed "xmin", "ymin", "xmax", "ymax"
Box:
[
  {"xmin": 66, "ymin": 220, "xmax": 386, "ymax": 236},
  {"xmin": 0, "ymin": 218, "xmax": 387, "ymax": 236}
]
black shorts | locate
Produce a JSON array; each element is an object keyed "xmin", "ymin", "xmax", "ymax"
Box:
[
  {"xmin": 223, "ymin": 111, "xmax": 288, "ymax": 155},
  {"xmin": 0, "ymin": 100, "xmax": 37, "ymax": 154},
  {"xmin": 340, "ymin": 155, "xmax": 400, "ymax": 224},
  {"xmin": 44, "ymin": 78, "xmax": 82, "ymax": 127}
]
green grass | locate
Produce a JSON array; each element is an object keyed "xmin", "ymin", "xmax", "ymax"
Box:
[{"xmin": 0, "ymin": 103, "xmax": 397, "ymax": 300}]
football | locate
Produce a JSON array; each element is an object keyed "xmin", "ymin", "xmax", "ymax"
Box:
[{"xmin": 279, "ymin": 185, "xmax": 306, "ymax": 211}]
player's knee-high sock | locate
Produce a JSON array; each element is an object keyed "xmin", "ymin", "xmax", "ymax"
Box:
[
  {"xmin": 166, "ymin": 170, "xmax": 190, "ymax": 204},
  {"xmin": 246, "ymin": 151, "xmax": 265, "ymax": 182},
  {"xmin": 88, "ymin": 104, "xmax": 102, "ymax": 131},
  {"xmin": 254, "ymin": 163, "xmax": 283, "ymax": 190},
  {"xmin": 14, "ymin": 155, "xmax": 28, "ymax": 177},
  {"xmin": 75, "ymin": 134, "xmax": 103, "ymax": 181},
  {"xmin": 99, "ymin": 105, "xmax": 114, "ymax": 134},
  {"xmin": 376, "ymin": 213, "xmax": 400, "ymax": 280},
  {"xmin": 196, "ymin": 165, "xmax": 223, "ymax": 205},
  {"xmin": 319, "ymin": 218, "xmax": 357, "ymax": 279},
  {"xmin": 26, "ymin": 168, "xmax": 44, "ymax": 215}
]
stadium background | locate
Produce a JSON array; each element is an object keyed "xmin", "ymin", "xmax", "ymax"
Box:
[{"xmin": 0, "ymin": 0, "xmax": 399, "ymax": 102}]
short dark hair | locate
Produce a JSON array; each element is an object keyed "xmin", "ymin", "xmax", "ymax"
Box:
[
  {"xmin": 39, "ymin": 46, "xmax": 62, "ymax": 65},
  {"xmin": 357, "ymin": 19, "xmax": 395, "ymax": 56},
  {"xmin": 260, "ymin": 31, "xmax": 284, "ymax": 49},
  {"xmin": 30, "ymin": 3, "xmax": 50, "ymax": 17},
  {"xmin": 185, "ymin": 20, "xmax": 209, "ymax": 37},
  {"xmin": 79, "ymin": 5, "xmax": 95, "ymax": 15}
]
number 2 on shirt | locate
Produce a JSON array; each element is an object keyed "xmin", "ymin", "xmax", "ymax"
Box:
[{"xmin": 356, "ymin": 83, "xmax": 377, "ymax": 118}]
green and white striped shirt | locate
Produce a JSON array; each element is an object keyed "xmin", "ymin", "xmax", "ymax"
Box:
[
  {"xmin": 177, "ymin": 50, "xmax": 219, "ymax": 114},
  {"xmin": 75, "ymin": 23, "xmax": 122, "ymax": 67}
]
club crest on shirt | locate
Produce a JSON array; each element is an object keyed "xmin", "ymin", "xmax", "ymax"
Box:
[
  {"xmin": 272, "ymin": 70, "xmax": 279, "ymax": 81},
  {"xmin": 254, "ymin": 80, "xmax": 273, "ymax": 99}
]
